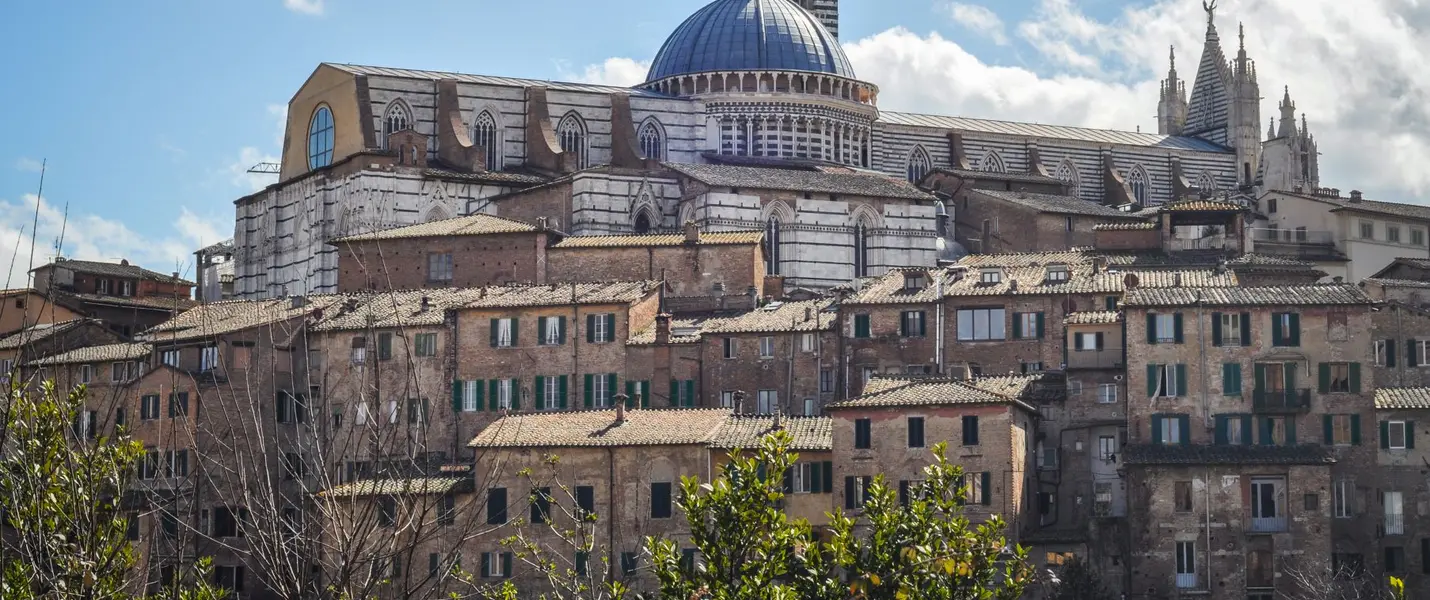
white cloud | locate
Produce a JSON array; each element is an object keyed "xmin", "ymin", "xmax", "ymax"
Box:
[
  {"xmin": 843, "ymin": 0, "xmax": 1430, "ymax": 204},
  {"xmin": 13, "ymin": 158, "xmax": 43, "ymax": 173},
  {"xmin": 283, "ymin": 0, "xmax": 323, "ymax": 16},
  {"xmin": 561, "ymin": 57, "xmax": 651, "ymax": 87},
  {"xmin": 945, "ymin": 3, "xmax": 1008, "ymax": 46},
  {"xmin": 0, "ymin": 194, "xmax": 228, "ymax": 289}
]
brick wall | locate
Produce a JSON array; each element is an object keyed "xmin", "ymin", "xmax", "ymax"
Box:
[
  {"xmin": 335, "ymin": 232, "xmax": 548, "ymax": 292},
  {"xmin": 700, "ymin": 330, "xmax": 837, "ymax": 414},
  {"xmin": 547, "ymin": 242, "xmax": 763, "ymax": 300}
]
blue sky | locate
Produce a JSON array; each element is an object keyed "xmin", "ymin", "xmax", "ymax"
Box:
[{"xmin": 1, "ymin": 0, "xmax": 1424, "ymax": 284}]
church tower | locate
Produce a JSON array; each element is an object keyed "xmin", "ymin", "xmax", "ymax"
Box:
[
  {"xmin": 1259, "ymin": 86, "xmax": 1320, "ymax": 192},
  {"xmin": 1157, "ymin": 46, "xmax": 1188, "ymax": 135},
  {"xmin": 795, "ymin": 0, "xmax": 839, "ymax": 38},
  {"xmin": 1183, "ymin": 1, "xmax": 1261, "ymax": 187}
]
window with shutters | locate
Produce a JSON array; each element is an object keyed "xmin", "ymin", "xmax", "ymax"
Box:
[
  {"xmin": 1389, "ymin": 420, "xmax": 1408, "ymax": 449},
  {"xmin": 791, "ymin": 463, "xmax": 815, "ymax": 493},
  {"xmin": 1325, "ymin": 363, "xmax": 1351, "ymax": 393},
  {"xmin": 650, "ymin": 482, "xmax": 672, "ymax": 518},
  {"xmin": 494, "ymin": 318, "xmax": 515, "ymax": 347},
  {"xmin": 460, "ymin": 381, "xmax": 481, "ymax": 412},
  {"xmin": 482, "ymin": 551, "xmax": 506, "ymax": 577},
  {"xmin": 1153, "ymin": 313, "xmax": 1177, "ymax": 343},
  {"xmin": 1174, "ymin": 481, "xmax": 1193, "ymax": 512},
  {"xmin": 140, "ymin": 395, "xmax": 160, "ymax": 420},
  {"xmin": 964, "ymin": 472, "xmax": 987, "ymax": 504},
  {"xmin": 1159, "ymin": 415, "xmax": 1184, "ymax": 444},
  {"xmin": 854, "ymin": 419, "xmax": 872, "ymax": 449},
  {"xmin": 852, "ymin": 314, "xmax": 871, "ymax": 338},
  {"xmin": 957, "ymin": 308, "xmax": 1006, "ymax": 340},
  {"xmin": 1098, "ymin": 384, "xmax": 1118, "ymax": 403},
  {"xmin": 907, "ymin": 417, "xmax": 925, "ymax": 448},
  {"xmin": 1219, "ymin": 313, "xmax": 1242, "ymax": 345},
  {"xmin": 1150, "ymin": 363, "xmax": 1182, "ymax": 397},
  {"xmin": 1272, "ymin": 312, "xmax": 1300, "ymax": 346},
  {"xmin": 543, "ymin": 377, "xmax": 563, "ymax": 409},
  {"xmin": 1175, "ymin": 542, "xmax": 1196, "ymax": 588},
  {"xmin": 1074, "ymin": 332, "xmax": 1101, "ymax": 350},
  {"xmin": 759, "ymin": 336, "xmax": 775, "ymax": 358},
  {"xmin": 1258, "ymin": 416, "xmax": 1290, "ymax": 445},
  {"xmin": 1417, "ymin": 340, "xmax": 1430, "ymax": 366},
  {"xmin": 540, "ymin": 317, "xmax": 563, "ymax": 346},
  {"xmin": 901, "ymin": 311, "xmax": 927, "ymax": 337},
  {"xmin": 757, "ymin": 390, "xmax": 777, "ymax": 414},
  {"xmin": 591, "ymin": 374, "xmax": 613, "ymax": 407},
  {"xmin": 1014, "ymin": 312, "xmax": 1040, "ymax": 339},
  {"xmin": 1222, "ymin": 415, "xmax": 1246, "ymax": 445},
  {"xmin": 161, "ymin": 349, "xmax": 180, "ymax": 367},
  {"xmin": 1375, "ymin": 340, "xmax": 1388, "ymax": 366},
  {"xmin": 414, "ymin": 333, "xmax": 437, "ymax": 357},
  {"xmin": 406, "ymin": 398, "xmax": 429, "ymax": 424},
  {"xmin": 722, "ymin": 337, "xmax": 738, "ymax": 358}
]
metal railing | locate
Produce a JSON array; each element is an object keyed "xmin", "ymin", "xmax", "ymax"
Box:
[
  {"xmin": 1251, "ymin": 227, "xmax": 1335, "ymax": 245},
  {"xmin": 1065, "ymin": 349, "xmax": 1125, "ymax": 370},
  {"xmin": 1253, "ymin": 388, "xmax": 1312, "ymax": 412},
  {"xmin": 1249, "ymin": 515, "xmax": 1287, "ymax": 533},
  {"xmin": 1166, "ymin": 235, "xmax": 1242, "ymax": 252},
  {"xmin": 1385, "ymin": 514, "xmax": 1405, "ymax": 535}
]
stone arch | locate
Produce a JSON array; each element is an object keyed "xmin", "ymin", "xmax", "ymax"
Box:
[
  {"xmin": 1196, "ymin": 171, "xmax": 1218, "ymax": 193},
  {"xmin": 760, "ymin": 199, "xmax": 796, "ymax": 224},
  {"xmin": 557, "ymin": 111, "xmax": 589, "ymax": 169},
  {"xmin": 1126, "ymin": 164, "xmax": 1151, "ymax": 204},
  {"xmin": 381, "ymin": 99, "xmax": 413, "ymax": 149},
  {"xmin": 637, "ymin": 117, "xmax": 666, "ymax": 161},
  {"xmin": 470, "ymin": 104, "xmax": 504, "ymax": 171},
  {"xmin": 848, "ymin": 203, "xmax": 884, "ymax": 229},
  {"xmin": 1055, "ymin": 158, "xmax": 1081, "ymax": 197},
  {"xmin": 978, "ymin": 149, "xmax": 1006, "ymax": 173},
  {"xmin": 677, "ymin": 201, "xmax": 696, "ymax": 228},
  {"xmin": 906, "ymin": 144, "xmax": 932, "ymax": 184},
  {"xmin": 424, "ymin": 205, "xmax": 450, "ymax": 223}
]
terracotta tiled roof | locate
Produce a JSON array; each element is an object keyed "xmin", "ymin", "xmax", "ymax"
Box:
[
  {"xmin": 1093, "ymin": 222, "xmax": 1158, "ymax": 231},
  {"xmin": 929, "ymin": 167, "xmax": 1064, "ymax": 185},
  {"xmin": 942, "ymin": 265, "xmax": 1236, "ymax": 297},
  {"xmin": 64, "ymin": 293, "xmax": 197, "ymax": 312},
  {"xmin": 552, "ymin": 231, "xmax": 764, "ymax": 249},
  {"xmin": 468, "ymin": 408, "xmax": 732, "ymax": 448},
  {"xmin": 463, "ymin": 281, "xmax": 659, "ymax": 309},
  {"xmin": 701, "ymin": 299, "xmax": 835, "ymax": 333},
  {"xmin": 1159, "ymin": 199, "xmax": 1246, "ymax": 212},
  {"xmin": 826, "ymin": 375, "xmax": 1038, "ymax": 410},
  {"xmin": 1064, "ymin": 311, "xmax": 1121, "ymax": 325},
  {"xmin": 1123, "ymin": 444, "xmax": 1336, "ymax": 466},
  {"xmin": 1123, "ymin": 284, "xmax": 1373, "ymax": 307},
  {"xmin": 843, "ymin": 268, "xmax": 949, "ymax": 305},
  {"xmin": 627, "ymin": 316, "xmax": 722, "ymax": 346},
  {"xmin": 0, "ymin": 319, "xmax": 100, "ymax": 350},
  {"xmin": 664, "ymin": 163, "xmax": 935, "ymax": 201},
  {"xmin": 1226, "ymin": 254, "xmax": 1317, "ymax": 268},
  {"xmin": 35, "ymin": 259, "xmax": 195, "ymax": 286},
  {"xmin": 319, "ymin": 476, "xmax": 474, "ymax": 498},
  {"xmin": 1375, "ymin": 388, "xmax": 1430, "ymax": 410},
  {"xmin": 955, "ymin": 248, "xmax": 1218, "ymax": 269},
  {"xmin": 139, "ymin": 296, "xmax": 345, "ymax": 343},
  {"xmin": 974, "ymin": 190, "xmax": 1144, "ymax": 218},
  {"xmin": 26, "ymin": 342, "xmax": 153, "ymax": 366},
  {"xmin": 330, "ymin": 213, "xmax": 537, "ymax": 243},
  {"xmin": 422, "ymin": 168, "xmax": 552, "ymax": 186},
  {"xmin": 1366, "ymin": 278, "xmax": 1430, "ymax": 289},
  {"xmin": 1327, "ymin": 198, "xmax": 1430, "ymax": 222},
  {"xmin": 707, "ymin": 415, "xmax": 832, "ymax": 451},
  {"xmin": 311, "ymin": 288, "xmax": 496, "ymax": 331}
]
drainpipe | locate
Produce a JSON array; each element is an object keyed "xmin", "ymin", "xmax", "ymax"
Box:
[
  {"xmin": 1198, "ymin": 294, "xmax": 1213, "ymax": 591},
  {"xmin": 935, "ymin": 271, "xmax": 945, "ymax": 374},
  {"xmin": 606, "ymin": 446, "xmax": 616, "ymax": 581},
  {"xmin": 1205, "ymin": 466, "xmax": 1213, "ymax": 592}
]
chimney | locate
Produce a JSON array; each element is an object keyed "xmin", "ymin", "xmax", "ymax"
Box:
[
  {"xmin": 654, "ymin": 313, "xmax": 671, "ymax": 345},
  {"xmin": 683, "ymin": 220, "xmax": 700, "ymax": 244},
  {"xmin": 1092, "ymin": 257, "xmax": 1107, "ymax": 274},
  {"xmin": 1333, "ymin": 276, "xmax": 1344, "ymax": 283},
  {"xmin": 615, "ymin": 400, "xmax": 626, "ymax": 423},
  {"xmin": 535, "ymin": 216, "xmax": 548, "ymax": 230},
  {"xmin": 1174, "ymin": 273, "xmax": 1183, "ymax": 287},
  {"xmin": 733, "ymin": 390, "xmax": 747, "ymax": 415},
  {"xmin": 290, "ymin": 295, "xmax": 308, "ymax": 309},
  {"xmin": 1349, "ymin": 190, "xmax": 1363, "ymax": 203},
  {"xmin": 773, "ymin": 410, "xmax": 783, "ymax": 430},
  {"xmin": 120, "ymin": 259, "xmax": 129, "ymax": 266},
  {"xmin": 420, "ymin": 296, "xmax": 432, "ymax": 311},
  {"xmin": 804, "ymin": 306, "xmax": 812, "ymax": 321},
  {"xmin": 171, "ymin": 271, "xmax": 180, "ymax": 281}
]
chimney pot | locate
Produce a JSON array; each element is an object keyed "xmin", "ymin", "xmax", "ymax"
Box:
[
  {"xmin": 1349, "ymin": 190, "xmax": 1363, "ymax": 202},
  {"xmin": 615, "ymin": 400, "xmax": 627, "ymax": 423},
  {"xmin": 120, "ymin": 259, "xmax": 129, "ymax": 266},
  {"xmin": 654, "ymin": 313, "xmax": 672, "ymax": 345}
]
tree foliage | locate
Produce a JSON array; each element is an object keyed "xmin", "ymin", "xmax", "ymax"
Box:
[
  {"xmin": 1045, "ymin": 557, "xmax": 1114, "ymax": 600},
  {"xmin": 646, "ymin": 431, "xmax": 1032, "ymax": 600}
]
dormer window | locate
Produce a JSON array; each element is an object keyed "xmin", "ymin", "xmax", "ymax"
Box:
[
  {"xmin": 1046, "ymin": 264, "xmax": 1069, "ymax": 283},
  {"xmin": 979, "ymin": 268, "xmax": 1002, "ymax": 285},
  {"xmin": 903, "ymin": 272, "xmax": 927, "ymax": 291}
]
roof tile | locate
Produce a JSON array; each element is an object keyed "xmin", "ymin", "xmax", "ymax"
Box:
[
  {"xmin": 1064, "ymin": 311, "xmax": 1121, "ymax": 325},
  {"xmin": 826, "ymin": 375, "xmax": 1039, "ymax": 410},
  {"xmin": 552, "ymin": 231, "xmax": 764, "ymax": 249},
  {"xmin": 1123, "ymin": 285, "xmax": 1372, "ymax": 307},
  {"xmin": 1375, "ymin": 387, "xmax": 1430, "ymax": 410},
  {"xmin": 707, "ymin": 415, "xmax": 832, "ymax": 451},
  {"xmin": 26, "ymin": 342, "xmax": 153, "ymax": 366},
  {"xmin": 0, "ymin": 319, "xmax": 93, "ymax": 350},
  {"xmin": 974, "ymin": 189, "xmax": 1144, "ymax": 219},
  {"xmin": 664, "ymin": 163, "xmax": 935, "ymax": 201},
  {"xmin": 330, "ymin": 213, "xmax": 537, "ymax": 243},
  {"xmin": 700, "ymin": 299, "xmax": 835, "ymax": 333},
  {"xmin": 36, "ymin": 259, "xmax": 195, "ymax": 286},
  {"xmin": 1093, "ymin": 222, "xmax": 1158, "ymax": 231},
  {"xmin": 319, "ymin": 477, "xmax": 473, "ymax": 498},
  {"xmin": 468, "ymin": 408, "xmax": 732, "ymax": 448}
]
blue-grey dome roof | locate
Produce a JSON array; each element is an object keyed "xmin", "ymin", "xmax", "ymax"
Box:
[{"xmin": 646, "ymin": 0, "xmax": 855, "ymax": 83}]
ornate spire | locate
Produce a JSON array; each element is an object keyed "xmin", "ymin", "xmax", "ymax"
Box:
[
  {"xmin": 1268, "ymin": 118, "xmax": 1275, "ymax": 139},
  {"xmin": 1277, "ymin": 86, "xmax": 1297, "ymax": 138}
]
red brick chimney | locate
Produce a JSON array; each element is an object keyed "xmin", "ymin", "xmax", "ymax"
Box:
[{"xmin": 654, "ymin": 313, "xmax": 671, "ymax": 345}]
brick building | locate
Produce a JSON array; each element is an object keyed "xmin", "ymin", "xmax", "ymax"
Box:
[
  {"xmin": 698, "ymin": 298, "xmax": 836, "ymax": 414},
  {"xmin": 330, "ymin": 214, "xmax": 549, "ymax": 292},
  {"xmin": 0, "ymin": 288, "xmax": 85, "ymax": 336},
  {"xmin": 0, "ymin": 318, "xmax": 123, "ymax": 377},
  {"xmin": 30, "ymin": 258, "xmax": 197, "ymax": 336},
  {"xmin": 1372, "ymin": 387, "xmax": 1430, "ymax": 596}
]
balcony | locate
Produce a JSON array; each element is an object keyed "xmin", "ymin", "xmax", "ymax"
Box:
[
  {"xmin": 1065, "ymin": 349, "xmax": 1125, "ymax": 370},
  {"xmin": 1250, "ymin": 228, "xmax": 1345, "ymax": 260},
  {"xmin": 1253, "ymin": 389, "xmax": 1311, "ymax": 412},
  {"xmin": 1249, "ymin": 515, "xmax": 1287, "ymax": 533},
  {"xmin": 1385, "ymin": 514, "xmax": 1405, "ymax": 536}
]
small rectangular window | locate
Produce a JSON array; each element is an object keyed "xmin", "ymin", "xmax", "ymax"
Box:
[
  {"xmin": 854, "ymin": 419, "xmax": 872, "ymax": 449},
  {"xmin": 486, "ymin": 488, "xmax": 507, "ymax": 525},
  {"xmin": 427, "ymin": 253, "xmax": 454, "ymax": 283},
  {"xmin": 907, "ymin": 417, "xmax": 925, "ymax": 448},
  {"xmin": 759, "ymin": 336, "xmax": 775, "ymax": 358},
  {"xmin": 1360, "ymin": 221, "xmax": 1375, "ymax": 239},
  {"xmin": 1334, "ymin": 479, "xmax": 1354, "ymax": 518},
  {"xmin": 961, "ymin": 415, "xmax": 979, "ymax": 446},
  {"xmin": 720, "ymin": 391, "xmax": 734, "ymax": 408},
  {"xmin": 530, "ymin": 487, "xmax": 551, "ymax": 524},
  {"xmin": 757, "ymin": 390, "xmax": 777, "ymax": 414},
  {"xmin": 1097, "ymin": 384, "xmax": 1118, "ymax": 404},
  {"xmin": 1388, "ymin": 226, "xmax": 1402, "ymax": 243},
  {"xmin": 723, "ymin": 337, "xmax": 738, "ymax": 359},
  {"xmin": 576, "ymin": 486, "xmax": 595, "ymax": 516},
  {"xmin": 801, "ymin": 333, "xmax": 816, "ymax": 353},
  {"xmin": 414, "ymin": 333, "xmax": 438, "ymax": 357},
  {"xmin": 1413, "ymin": 229, "xmax": 1426, "ymax": 247},
  {"xmin": 650, "ymin": 482, "xmax": 672, "ymax": 519},
  {"xmin": 1154, "ymin": 313, "xmax": 1176, "ymax": 343},
  {"xmin": 540, "ymin": 316, "xmax": 563, "ymax": 346},
  {"xmin": 494, "ymin": 318, "xmax": 515, "ymax": 348},
  {"xmin": 1219, "ymin": 313, "xmax": 1242, "ymax": 345},
  {"xmin": 1389, "ymin": 421, "xmax": 1408, "ymax": 449},
  {"xmin": 819, "ymin": 369, "xmax": 834, "ymax": 393}
]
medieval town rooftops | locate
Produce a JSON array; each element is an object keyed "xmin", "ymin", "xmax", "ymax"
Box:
[
  {"xmin": 329, "ymin": 213, "xmax": 538, "ymax": 243},
  {"xmin": 25, "ymin": 342, "xmax": 153, "ymax": 366},
  {"xmin": 1123, "ymin": 284, "xmax": 1373, "ymax": 307},
  {"xmin": 955, "ymin": 248, "xmax": 1216, "ymax": 269},
  {"xmin": 1369, "ymin": 257, "xmax": 1430, "ymax": 280},
  {"xmin": 1273, "ymin": 189, "xmax": 1430, "ymax": 223},
  {"xmin": 943, "ymin": 266, "xmax": 1236, "ymax": 297},
  {"xmin": 876, "ymin": 111, "xmax": 1231, "ymax": 152},
  {"xmin": 1367, "ymin": 278, "xmax": 1430, "ymax": 290},
  {"xmin": 1226, "ymin": 254, "xmax": 1317, "ymax": 268},
  {"xmin": 33, "ymin": 258, "xmax": 196, "ymax": 286},
  {"xmin": 1064, "ymin": 311, "xmax": 1122, "ymax": 325},
  {"xmin": 318, "ymin": 476, "xmax": 475, "ymax": 498},
  {"xmin": 551, "ymin": 230, "xmax": 765, "ymax": 249},
  {"xmin": 1158, "ymin": 198, "xmax": 1247, "ymax": 212},
  {"xmin": 826, "ymin": 375, "xmax": 1038, "ymax": 411},
  {"xmin": 63, "ymin": 292, "xmax": 197, "ymax": 312},
  {"xmin": 928, "ymin": 167, "xmax": 1064, "ymax": 185},
  {"xmin": 1375, "ymin": 387, "xmax": 1430, "ymax": 410},
  {"xmin": 463, "ymin": 281, "xmax": 659, "ymax": 309},
  {"xmin": 138, "ymin": 296, "xmax": 344, "ymax": 343},
  {"xmin": 627, "ymin": 316, "xmax": 717, "ymax": 346},
  {"xmin": 1093, "ymin": 222, "xmax": 1158, "ymax": 231},
  {"xmin": 0, "ymin": 319, "xmax": 93, "ymax": 350},
  {"xmin": 468, "ymin": 408, "xmax": 732, "ymax": 448},
  {"xmin": 700, "ymin": 299, "xmax": 835, "ymax": 333},
  {"xmin": 972, "ymin": 189, "xmax": 1145, "ymax": 219},
  {"xmin": 311, "ymin": 288, "xmax": 495, "ymax": 331},
  {"xmin": 1122, "ymin": 444, "xmax": 1336, "ymax": 466},
  {"xmin": 843, "ymin": 268, "xmax": 949, "ymax": 305},
  {"xmin": 663, "ymin": 162, "xmax": 936, "ymax": 201},
  {"xmin": 707, "ymin": 415, "xmax": 833, "ymax": 451}
]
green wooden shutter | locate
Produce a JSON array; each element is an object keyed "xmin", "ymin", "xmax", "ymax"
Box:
[
  {"xmin": 625, "ymin": 381, "xmax": 635, "ymax": 407},
  {"xmin": 1271, "ymin": 313, "xmax": 1284, "ymax": 347},
  {"xmin": 640, "ymin": 381, "xmax": 650, "ymax": 408},
  {"xmin": 1175, "ymin": 364, "xmax": 1187, "ymax": 397},
  {"xmin": 854, "ymin": 315, "xmax": 870, "ymax": 338},
  {"xmin": 669, "ymin": 380, "xmax": 679, "ymax": 406},
  {"xmin": 1173, "ymin": 313, "xmax": 1184, "ymax": 344},
  {"xmin": 1262, "ymin": 418, "xmax": 1274, "ymax": 446},
  {"xmin": 1318, "ymin": 363, "xmax": 1331, "ymax": 394},
  {"xmin": 1036, "ymin": 312, "xmax": 1045, "ymax": 339},
  {"xmin": 607, "ymin": 374, "xmax": 618, "ymax": 405},
  {"xmin": 980, "ymin": 472, "xmax": 991, "ymax": 505},
  {"xmin": 1211, "ymin": 312, "xmax": 1223, "ymax": 346},
  {"xmin": 587, "ymin": 314, "xmax": 596, "ymax": 343},
  {"xmin": 1011, "ymin": 314, "xmax": 1022, "ymax": 339},
  {"xmin": 583, "ymin": 374, "xmax": 594, "ymax": 408},
  {"xmin": 490, "ymin": 319, "xmax": 499, "ymax": 347},
  {"xmin": 844, "ymin": 477, "xmax": 855, "ymax": 509},
  {"xmin": 1095, "ymin": 332, "xmax": 1105, "ymax": 350},
  {"xmin": 1349, "ymin": 363, "xmax": 1361, "ymax": 393},
  {"xmin": 1151, "ymin": 413, "xmax": 1163, "ymax": 445},
  {"xmin": 452, "ymin": 380, "xmax": 463, "ymax": 412},
  {"xmin": 1254, "ymin": 364, "xmax": 1267, "ymax": 394},
  {"xmin": 822, "ymin": 460, "xmax": 833, "ymax": 493},
  {"xmin": 1284, "ymin": 363, "xmax": 1297, "ymax": 395},
  {"xmin": 1286, "ymin": 417, "xmax": 1297, "ymax": 445},
  {"xmin": 1388, "ymin": 341, "xmax": 1397, "ymax": 367},
  {"xmin": 1408, "ymin": 421, "xmax": 1417, "ymax": 449},
  {"xmin": 1288, "ymin": 313, "xmax": 1301, "ymax": 346},
  {"xmin": 558, "ymin": 376, "xmax": 568, "ymax": 409},
  {"xmin": 606, "ymin": 314, "xmax": 616, "ymax": 341},
  {"xmin": 684, "ymin": 380, "xmax": 695, "ymax": 407},
  {"xmin": 1323, "ymin": 415, "xmax": 1333, "ymax": 444},
  {"xmin": 534, "ymin": 376, "xmax": 545, "ymax": 410},
  {"xmin": 1411, "ymin": 340, "xmax": 1421, "ymax": 368},
  {"xmin": 919, "ymin": 311, "xmax": 928, "ymax": 337},
  {"xmin": 537, "ymin": 317, "xmax": 547, "ymax": 345},
  {"xmin": 1351, "ymin": 414, "xmax": 1362, "ymax": 445},
  {"xmin": 1147, "ymin": 364, "xmax": 1159, "ymax": 396},
  {"xmin": 501, "ymin": 553, "xmax": 512, "ymax": 579},
  {"xmin": 488, "ymin": 380, "xmax": 499, "ymax": 411},
  {"xmin": 1146, "ymin": 313, "xmax": 1157, "ymax": 344},
  {"xmin": 474, "ymin": 380, "xmax": 485, "ymax": 411},
  {"xmin": 510, "ymin": 319, "xmax": 519, "ymax": 345},
  {"xmin": 1222, "ymin": 363, "xmax": 1240, "ymax": 396},
  {"xmin": 1382, "ymin": 420, "xmax": 1391, "ymax": 449},
  {"xmin": 558, "ymin": 316, "xmax": 567, "ymax": 345},
  {"xmin": 1178, "ymin": 416, "xmax": 1190, "ymax": 446},
  {"xmin": 479, "ymin": 553, "xmax": 488, "ymax": 578},
  {"xmin": 1214, "ymin": 416, "xmax": 1228, "ymax": 445},
  {"xmin": 1240, "ymin": 313, "xmax": 1252, "ymax": 347}
]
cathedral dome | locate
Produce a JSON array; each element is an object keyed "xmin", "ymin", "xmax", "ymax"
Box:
[{"xmin": 645, "ymin": 0, "xmax": 855, "ymax": 83}]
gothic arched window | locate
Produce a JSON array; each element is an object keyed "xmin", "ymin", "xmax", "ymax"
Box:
[
  {"xmin": 557, "ymin": 113, "xmax": 589, "ymax": 169},
  {"xmin": 1197, "ymin": 172, "xmax": 1217, "ymax": 193},
  {"xmin": 638, "ymin": 119, "xmax": 665, "ymax": 161},
  {"xmin": 1055, "ymin": 159, "xmax": 1081, "ymax": 198},
  {"xmin": 906, "ymin": 145, "xmax": 932, "ymax": 183},
  {"xmin": 853, "ymin": 222, "xmax": 869, "ymax": 278},
  {"xmin": 765, "ymin": 217, "xmax": 782, "ymax": 276},
  {"xmin": 473, "ymin": 110, "xmax": 501, "ymax": 171},
  {"xmin": 979, "ymin": 150, "xmax": 1006, "ymax": 173},
  {"xmin": 382, "ymin": 101, "xmax": 411, "ymax": 149},
  {"xmin": 634, "ymin": 211, "xmax": 652, "ymax": 234},
  {"xmin": 1127, "ymin": 165, "xmax": 1150, "ymax": 204}
]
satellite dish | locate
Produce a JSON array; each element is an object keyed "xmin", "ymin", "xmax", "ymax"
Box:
[{"xmin": 1123, "ymin": 273, "xmax": 1140, "ymax": 289}]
